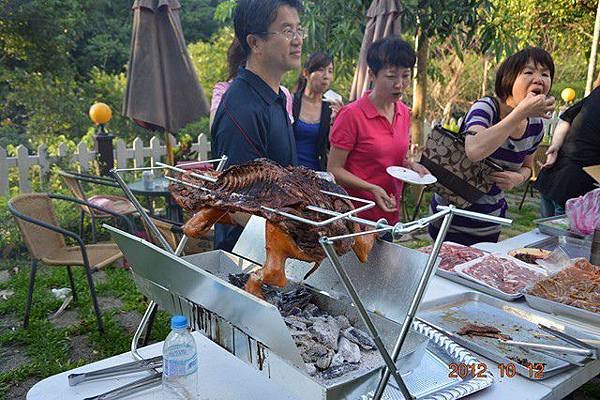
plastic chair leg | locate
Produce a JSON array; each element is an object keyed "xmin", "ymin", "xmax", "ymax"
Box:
[
  {"xmin": 83, "ymin": 263, "xmax": 104, "ymax": 334},
  {"xmin": 23, "ymin": 260, "xmax": 37, "ymax": 329},
  {"xmin": 66, "ymin": 266, "xmax": 78, "ymax": 302},
  {"xmin": 518, "ymin": 181, "xmax": 531, "ymax": 211}
]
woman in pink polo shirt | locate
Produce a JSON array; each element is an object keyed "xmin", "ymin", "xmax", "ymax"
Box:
[{"xmin": 328, "ymin": 36, "xmax": 428, "ymax": 225}]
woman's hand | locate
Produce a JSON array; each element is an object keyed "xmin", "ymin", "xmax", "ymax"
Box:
[
  {"xmin": 404, "ymin": 160, "xmax": 430, "ymax": 177},
  {"xmin": 329, "ymin": 100, "xmax": 344, "ymax": 121},
  {"xmin": 514, "ymin": 92, "xmax": 556, "ymax": 119},
  {"xmin": 541, "ymin": 144, "xmax": 559, "ymax": 169},
  {"xmin": 369, "ymin": 185, "xmax": 398, "ymax": 212},
  {"xmin": 490, "ymin": 171, "xmax": 527, "ymax": 191}
]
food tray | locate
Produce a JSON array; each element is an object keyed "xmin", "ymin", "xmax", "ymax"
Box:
[
  {"xmin": 420, "ymin": 241, "xmax": 485, "ymax": 273},
  {"xmin": 362, "ymin": 319, "xmax": 494, "ymax": 400},
  {"xmin": 525, "ymin": 294, "xmax": 600, "ymax": 327},
  {"xmin": 525, "ymin": 235, "xmax": 592, "ymax": 260},
  {"xmin": 417, "ymin": 292, "xmax": 600, "ymax": 380},
  {"xmin": 451, "ymin": 254, "xmax": 546, "ymax": 301},
  {"xmin": 535, "ymin": 215, "xmax": 590, "ymax": 239}
]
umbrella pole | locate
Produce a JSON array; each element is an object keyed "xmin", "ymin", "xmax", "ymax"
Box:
[{"xmin": 165, "ymin": 131, "xmax": 175, "ymax": 165}]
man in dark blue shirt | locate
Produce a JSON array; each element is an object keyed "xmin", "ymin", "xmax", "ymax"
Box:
[{"xmin": 211, "ymin": 0, "xmax": 304, "ymax": 251}]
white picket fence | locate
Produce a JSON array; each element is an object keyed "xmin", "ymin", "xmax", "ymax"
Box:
[
  {"xmin": 0, "ymin": 113, "xmax": 561, "ymax": 197},
  {"xmin": 0, "ymin": 134, "xmax": 210, "ymax": 196}
]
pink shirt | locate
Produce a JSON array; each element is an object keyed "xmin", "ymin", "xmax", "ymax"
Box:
[
  {"xmin": 329, "ymin": 91, "xmax": 410, "ymax": 224},
  {"xmin": 211, "ymin": 81, "xmax": 294, "ymax": 123}
]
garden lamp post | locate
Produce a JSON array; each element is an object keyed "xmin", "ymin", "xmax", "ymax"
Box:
[{"xmin": 89, "ymin": 102, "xmax": 115, "ymax": 176}]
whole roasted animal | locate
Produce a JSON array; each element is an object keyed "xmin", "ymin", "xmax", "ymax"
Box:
[{"xmin": 170, "ymin": 158, "xmax": 376, "ymax": 298}]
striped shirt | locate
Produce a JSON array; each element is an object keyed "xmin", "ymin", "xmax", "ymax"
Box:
[{"xmin": 429, "ymin": 97, "xmax": 544, "ymax": 245}]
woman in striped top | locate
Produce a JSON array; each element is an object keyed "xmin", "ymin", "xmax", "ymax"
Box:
[{"xmin": 429, "ymin": 47, "xmax": 556, "ymax": 245}]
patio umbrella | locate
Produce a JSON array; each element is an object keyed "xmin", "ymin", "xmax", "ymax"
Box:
[
  {"xmin": 123, "ymin": 0, "xmax": 209, "ymax": 164},
  {"xmin": 349, "ymin": 0, "xmax": 402, "ymax": 101}
]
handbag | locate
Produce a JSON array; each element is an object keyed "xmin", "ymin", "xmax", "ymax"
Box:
[{"xmin": 420, "ymin": 97, "xmax": 504, "ymax": 208}]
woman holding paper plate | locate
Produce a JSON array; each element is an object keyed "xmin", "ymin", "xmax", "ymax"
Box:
[
  {"xmin": 328, "ymin": 37, "xmax": 430, "ymax": 226},
  {"xmin": 292, "ymin": 52, "xmax": 343, "ymax": 170}
]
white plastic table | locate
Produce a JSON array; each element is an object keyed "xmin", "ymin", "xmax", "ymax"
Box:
[{"xmin": 28, "ymin": 230, "xmax": 600, "ymax": 400}]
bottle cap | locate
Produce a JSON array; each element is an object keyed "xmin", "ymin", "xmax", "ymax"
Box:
[{"xmin": 171, "ymin": 315, "xmax": 188, "ymax": 329}]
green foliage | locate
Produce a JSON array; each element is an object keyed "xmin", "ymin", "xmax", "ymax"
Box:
[{"xmin": 188, "ymin": 27, "xmax": 235, "ymax": 102}]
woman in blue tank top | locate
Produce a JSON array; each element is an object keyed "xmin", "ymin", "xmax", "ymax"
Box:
[{"xmin": 292, "ymin": 52, "xmax": 343, "ymax": 170}]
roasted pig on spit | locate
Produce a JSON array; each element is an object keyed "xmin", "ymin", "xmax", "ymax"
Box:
[{"xmin": 170, "ymin": 159, "xmax": 376, "ymax": 298}]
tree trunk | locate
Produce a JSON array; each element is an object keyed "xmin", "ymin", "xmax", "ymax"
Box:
[
  {"xmin": 411, "ymin": 26, "xmax": 429, "ymax": 147},
  {"xmin": 481, "ymin": 57, "xmax": 490, "ymax": 97}
]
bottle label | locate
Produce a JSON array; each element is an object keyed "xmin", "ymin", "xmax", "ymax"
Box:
[{"xmin": 163, "ymin": 353, "xmax": 198, "ymax": 377}]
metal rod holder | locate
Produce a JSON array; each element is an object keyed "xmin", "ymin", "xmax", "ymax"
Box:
[
  {"xmin": 107, "ymin": 155, "xmax": 513, "ymax": 400},
  {"xmin": 318, "ymin": 205, "xmax": 511, "ymax": 400},
  {"xmin": 320, "ymin": 237, "xmax": 414, "ymax": 399}
]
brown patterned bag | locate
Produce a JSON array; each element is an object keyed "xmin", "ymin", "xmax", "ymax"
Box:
[{"xmin": 420, "ymin": 124, "xmax": 504, "ymax": 208}]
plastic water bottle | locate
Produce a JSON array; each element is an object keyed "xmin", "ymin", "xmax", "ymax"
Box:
[{"xmin": 162, "ymin": 315, "xmax": 198, "ymax": 400}]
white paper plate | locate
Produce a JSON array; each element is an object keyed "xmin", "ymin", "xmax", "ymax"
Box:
[
  {"xmin": 322, "ymin": 89, "xmax": 342, "ymax": 103},
  {"xmin": 386, "ymin": 166, "xmax": 437, "ymax": 185}
]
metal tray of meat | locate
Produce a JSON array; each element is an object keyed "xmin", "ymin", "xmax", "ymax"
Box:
[
  {"xmin": 417, "ymin": 291, "xmax": 600, "ymax": 379},
  {"xmin": 452, "ymin": 254, "xmax": 547, "ymax": 302},
  {"xmin": 435, "ymin": 269, "xmax": 524, "ymax": 301},
  {"xmin": 361, "ymin": 320, "xmax": 494, "ymax": 400},
  {"xmin": 525, "ymin": 294, "xmax": 600, "ymax": 327},
  {"xmin": 525, "ymin": 235, "xmax": 592, "ymax": 260},
  {"xmin": 419, "ymin": 242, "xmax": 486, "ymax": 274},
  {"xmin": 535, "ymin": 215, "xmax": 591, "ymax": 240}
]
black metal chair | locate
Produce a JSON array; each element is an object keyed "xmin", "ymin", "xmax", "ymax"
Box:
[{"xmin": 8, "ymin": 193, "xmax": 134, "ymax": 334}]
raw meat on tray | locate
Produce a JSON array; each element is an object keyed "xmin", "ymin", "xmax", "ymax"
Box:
[
  {"xmin": 457, "ymin": 255, "xmax": 546, "ymax": 295},
  {"xmin": 419, "ymin": 242, "xmax": 484, "ymax": 272}
]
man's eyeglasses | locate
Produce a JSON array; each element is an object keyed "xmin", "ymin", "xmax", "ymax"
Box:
[{"xmin": 256, "ymin": 27, "xmax": 307, "ymax": 41}]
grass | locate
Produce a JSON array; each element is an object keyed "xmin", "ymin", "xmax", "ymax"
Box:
[{"xmin": 0, "ymin": 256, "xmax": 171, "ymax": 399}]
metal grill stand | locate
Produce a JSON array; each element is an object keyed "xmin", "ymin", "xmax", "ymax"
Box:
[{"xmin": 89, "ymin": 157, "xmax": 511, "ymax": 400}]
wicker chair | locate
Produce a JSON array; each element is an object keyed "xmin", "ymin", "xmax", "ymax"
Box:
[
  {"xmin": 58, "ymin": 170, "xmax": 139, "ymax": 243},
  {"xmin": 8, "ymin": 193, "xmax": 135, "ymax": 334}
]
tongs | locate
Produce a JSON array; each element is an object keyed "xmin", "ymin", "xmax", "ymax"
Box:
[
  {"xmin": 500, "ymin": 324, "xmax": 598, "ymax": 361},
  {"xmin": 68, "ymin": 355, "xmax": 163, "ymax": 385}
]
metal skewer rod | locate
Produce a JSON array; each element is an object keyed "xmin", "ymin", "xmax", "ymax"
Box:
[
  {"xmin": 112, "ymin": 166, "xmax": 169, "ymax": 172},
  {"xmin": 261, "ymin": 191, "xmax": 376, "ymax": 227},
  {"xmin": 373, "ymin": 209, "xmax": 454, "ymax": 399},
  {"xmin": 320, "ymin": 237, "xmax": 415, "ymax": 400},
  {"xmin": 155, "ymin": 161, "xmax": 218, "ymax": 183}
]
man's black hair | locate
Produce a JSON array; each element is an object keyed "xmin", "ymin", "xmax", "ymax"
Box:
[
  {"xmin": 495, "ymin": 47, "xmax": 555, "ymax": 101},
  {"xmin": 366, "ymin": 36, "xmax": 416, "ymax": 75},
  {"xmin": 234, "ymin": 0, "xmax": 304, "ymax": 57}
]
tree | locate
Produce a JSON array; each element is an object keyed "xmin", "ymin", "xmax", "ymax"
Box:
[{"xmin": 400, "ymin": 0, "xmax": 485, "ymax": 145}]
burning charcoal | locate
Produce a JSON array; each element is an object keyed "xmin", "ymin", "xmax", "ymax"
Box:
[
  {"xmin": 303, "ymin": 303, "xmax": 320, "ymax": 318},
  {"xmin": 305, "ymin": 363, "xmax": 318, "ymax": 376},
  {"xmin": 342, "ymin": 327, "xmax": 375, "ymax": 350},
  {"xmin": 309, "ymin": 317, "xmax": 340, "ymax": 350},
  {"xmin": 228, "ymin": 273, "xmax": 250, "ymax": 288},
  {"xmin": 287, "ymin": 306, "xmax": 303, "ymax": 316},
  {"xmin": 298, "ymin": 339, "xmax": 329, "ymax": 363},
  {"xmin": 338, "ymin": 337, "xmax": 361, "ymax": 364},
  {"xmin": 335, "ymin": 315, "xmax": 351, "ymax": 330},
  {"xmin": 291, "ymin": 330, "xmax": 311, "ymax": 340},
  {"xmin": 278, "ymin": 287, "xmax": 313, "ymax": 314},
  {"xmin": 284, "ymin": 316, "xmax": 308, "ymax": 331},
  {"xmin": 321, "ymin": 363, "xmax": 360, "ymax": 380},
  {"xmin": 331, "ymin": 352, "xmax": 345, "ymax": 367},
  {"xmin": 316, "ymin": 350, "xmax": 334, "ymax": 370}
]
